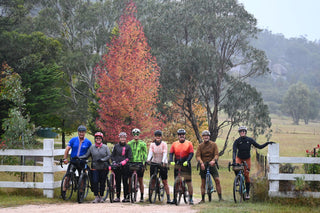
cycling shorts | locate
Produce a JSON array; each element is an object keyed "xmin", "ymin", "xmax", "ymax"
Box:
[
  {"xmin": 150, "ymin": 164, "xmax": 168, "ymax": 180},
  {"xmin": 199, "ymin": 164, "xmax": 219, "ymax": 179}
]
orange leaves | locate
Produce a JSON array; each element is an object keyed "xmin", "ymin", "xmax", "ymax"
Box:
[{"xmin": 95, "ymin": 1, "xmax": 165, "ymax": 142}]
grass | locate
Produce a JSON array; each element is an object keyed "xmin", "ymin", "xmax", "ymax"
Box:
[{"xmin": 1, "ymin": 114, "xmax": 320, "ymax": 211}]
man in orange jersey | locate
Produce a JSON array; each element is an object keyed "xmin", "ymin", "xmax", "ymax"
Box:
[{"xmin": 169, "ymin": 129, "xmax": 194, "ymax": 205}]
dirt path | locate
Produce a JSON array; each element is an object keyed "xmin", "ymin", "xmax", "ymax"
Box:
[{"xmin": 0, "ymin": 201, "xmax": 200, "ymax": 213}]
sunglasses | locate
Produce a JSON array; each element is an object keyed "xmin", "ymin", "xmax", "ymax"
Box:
[
  {"xmin": 239, "ymin": 130, "xmax": 247, "ymax": 133},
  {"xmin": 133, "ymin": 133, "xmax": 140, "ymax": 136},
  {"xmin": 178, "ymin": 133, "xmax": 185, "ymax": 136}
]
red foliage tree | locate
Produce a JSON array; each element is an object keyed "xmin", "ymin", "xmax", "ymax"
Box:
[{"xmin": 95, "ymin": 1, "xmax": 165, "ymax": 142}]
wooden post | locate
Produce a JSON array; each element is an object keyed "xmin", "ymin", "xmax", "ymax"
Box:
[
  {"xmin": 268, "ymin": 143, "xmax": 279, "ymax": 196},
  {"xmin": 43, "ymin": 139, "xmax": 54, "ymax": 198}
]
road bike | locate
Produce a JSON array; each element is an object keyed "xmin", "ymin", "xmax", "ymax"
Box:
[
  {"xmin": 147, "ymin": 162, "xmax": 165, "ymax": 203},
  {"xmin": 128, "ymin": 162, "xmax": 144, "ymax": 203},
  {"xmin": 60, "ymin": 158, "xmax": 91, "ymax": 203},
  {"xmin": 228, "ymin": 161, "xmax": 248, "ymax": 203},
  {"xmin": 103, "ymin": 162, "xmax": 120, "ymax": 203},
  {"xmin": 204, "ymin": 162, "xmax": 216, "ymax": 202},
  {"xmin": 172, "ymin": 162, "xmax": 188, "ymax": 205}
]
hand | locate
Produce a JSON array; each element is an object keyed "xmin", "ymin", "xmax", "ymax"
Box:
[
  {"xmin": 97, "ymin": 159, "xmax": 103, "ymax": 162},
  {"xmin": 120, "ymin": 160, "xmax": 127, "ymax": 166},
  {"xmin": 63, "ymin": 159, "xmax": 68, "ymax": 164},
  {"xmin": 200, "ymin": 163, "xmax": 205, "ymax": 170},
  {"xmin": 183, "ymin": 161, "xmax": 188, "ymax": 167},
  {"xmin": 170, "ymin": 162, "xmax": 175, "ymax": 166},
  {"xmin": 209, "ymin": 160, "xmax": 215, "ymax": 167},
  {"xmin": 268, "ymin": 141, "xmax": 276, "ymax": 145}
]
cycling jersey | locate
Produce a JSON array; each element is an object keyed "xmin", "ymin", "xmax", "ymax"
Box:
[
  {"xmin": 127, "ymin": 139, "xmax": 147, "ymax": 163},
  {"xmin": 196, "ymin": 140, "xmax": 219, "ymax": 164},
  {"xmin": 67, "ymin": 136, "xmax": 92, "ymax": 158},
  {"xmin": 232, "ymin": 136, "xmax": 269, "ymax": 160},
  {"xmin": 147, "ymin": 140, "xmax": 168, "ymax": 164},
  {"xmin": 170, "ymin": 140, "xmax": 194, "ymax": 162}
]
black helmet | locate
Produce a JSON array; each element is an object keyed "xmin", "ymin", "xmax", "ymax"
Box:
[
  {"xmin": 177, "ymin": 129, "xmax": 186, "ymax": 135},
  {"xmin": 154, "ymin": 130, "xmax": 162, "ymax": 136},
  {"xmin": 77, "ymin": 125, "xmax": 87, "ymax": 132},
  {"xmin": 201, "ymin": 130, "xmax": 210, "ymax": 136}
]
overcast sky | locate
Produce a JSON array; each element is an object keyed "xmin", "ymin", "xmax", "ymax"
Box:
[{"xmin": 238, "ymin": 0, "xmax": 320, "ymax": 41}]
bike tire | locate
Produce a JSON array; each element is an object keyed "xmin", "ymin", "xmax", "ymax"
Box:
[
  {"xmin": 205, "ymin": 173, "xmax": 213, "ymax": 202},
  {"xmin": 158, "ymin": 177, "xmax": 165, "ymax": 202},
  {"xmin": 103, "ymin": 176, "xmax": 109, "ymax": 201},
  {"xmin": 77, "ymin": 173, "xmax": 88, "ymax": 203},
  {"xmin": 109, "ymin": 173, "xmax": 115, "ymax": 203},
  {"xmin": 130, "ymin": 173, "xmax": 137, "ymax": 203},
  {"xmin": 61, "ymin": 173, "xmax": 74, "ymax": 200},
  {"xmin": 148, "ymin": 174, "xmax": 157, "ymax": 203},
  {"xmin": 174, "ymin": 177, "xmax": 182, "ymax": 206},
  {"xmin": 182, "ymin": 181, "xmax": 188, "ymax": 204},
  {"xmin": 241, "ymin": 176, "xmax": 247, "ymax": 201},
  {"xmin": 233, "ymin": 175, "xmax": 242, "ymax": 203}
]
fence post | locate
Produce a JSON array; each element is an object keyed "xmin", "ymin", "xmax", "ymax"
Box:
[
  {"xmin": 268, "ymin": 143, "xmax": 279, "ymax": 196},
  {"xmin": 43, "ymin": 139, "xmax": 54, "ymax": 198}
]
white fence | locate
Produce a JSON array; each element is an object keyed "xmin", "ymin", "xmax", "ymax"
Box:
[
  {"xmin": 0, "ymin": 139, "xmax": 67, "ymax": 198},
  {"xmin": 268, "ymin": 143, "xmax": 320, "ymax": 198}
]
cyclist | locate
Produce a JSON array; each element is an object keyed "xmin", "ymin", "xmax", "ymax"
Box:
[
  {"xmin": 79, "ymin": 132, "xmax": 111, "ymax": 203},
  {"xmin": 147, "ymin": 130, "xmax": 172, "ymax": 204},
  {"xmin": 62, "ymin": 125, "xmax": 92, "ymax": 197},
  {"xmin": 196, "ymin": 130, "xmax": 223, "ymax": 203},
  {"xmin": 111, "ymin": 132, "xmax": 132, "ymax": 202},
  {"xmin": 169, "ymin": 128, "xmax": 194, "ymax": 205},
  {"xmin": 232, "ymin": 126, "xmax": 275, "ymax": 200},
  {"xmin": 127, "ymin": 128, "xmax": 147, "ymax": 202}
]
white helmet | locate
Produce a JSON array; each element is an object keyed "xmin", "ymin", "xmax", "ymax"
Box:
[
  {"xmin": 201, "ymin": 130, "xmax": 211, "ymax": 136},
  {"xmin": 119, "ymin": 132, "xmax": 127, "ymax": 137},
  {"xmin": 132, "ymin": 128, "xmax": 141, "ymax": 135},
  {"xmin": 238, "ymin": 126, "xmax": 247, "ymax": 132}
]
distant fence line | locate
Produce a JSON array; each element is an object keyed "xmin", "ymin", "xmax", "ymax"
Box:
[
  {"xmin": 255, "ymin": 149, "xmax": 268, "ymax": 177},
  {"xmin": 0, "ymin": 139, "xmax": 67, "ymax": 198},
  {"xmin": 268, "ymin": 143, "xmax": 320, "ymax": 198}
]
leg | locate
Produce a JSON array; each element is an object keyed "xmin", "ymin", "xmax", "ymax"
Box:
[
  {"xmin": 138, "ymin": 177, "xmax": 144, "ymax": 201},
  {"xmin": 200, "ymin": 178, "xmax": 206, "ymax": 202},
  {"xmin": 91, "ymin": 170, "xmax": 99, "ymax": 197}
]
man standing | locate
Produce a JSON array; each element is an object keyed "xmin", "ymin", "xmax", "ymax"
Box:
[
  {"xmin": 127, "ymin": 128, "xmax": 147, "ymax": 202},
  {"xmin": 169, "ymin": 129, "xmax": 194, "ymax": 205},
  {"xmin": 196, "ymin": 130, "xmax": 223, "ymax": 203}
]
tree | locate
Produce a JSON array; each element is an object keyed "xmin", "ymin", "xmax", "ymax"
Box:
[
  {"xmin": 281, "ymin": 82, "xmax": 310, "ymax": 125},
  {"xmin": 141, "ymin": 0, "xmax": 270, "ymax": 145},
  {"xmin": 95, "ymin": 1, "xmax": 164, "ymax": 142}
]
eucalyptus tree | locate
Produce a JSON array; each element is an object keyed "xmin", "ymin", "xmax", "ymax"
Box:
[{"xmin": 140, "ymin": 0, "xmax": 271, "ymax": 146}]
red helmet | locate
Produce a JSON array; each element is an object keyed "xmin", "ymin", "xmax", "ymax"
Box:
[{"xmin": 94, "ymin": 132, "xmax": 104, "ymax": 138}]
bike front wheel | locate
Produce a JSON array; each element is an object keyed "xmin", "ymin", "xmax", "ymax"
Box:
[
  {"xmin": 174, "ymin": 178, "xmax": 182, "ymax": 205},
  {"xmin": 109, "ymin": 173, "xmax": 115, "ymax": 203},
  {"xmin": 61, "ymin": 173, "xmax": 74, "ymax": 200},
  {"xmin": 182, "ymin": 181, "xmax": 188, "ymax": 204},
  {"xmin": 158, "ymin": 177, "xmax": 165, "ymax": 202},
  {"xmin": 205, "ymin": 173, "xmax": 213, "ymax": 201},
  {"xmin": 130, "ymin": 173, "xmax": 138, "ymax": 203},
  {"xmin": 103, "ymin": 176, "xmax": 109, "ymax": 201},
  {"xmin": 149, "ymin": 174, "xmax": 157, "ymax": 203},
  {"xmin": 77, "ymin": 173, "xmax": 89, "ymax": 203},
  {"xmin": 233, "ymin": 175, "xmax": 242, "ymax": 203}
]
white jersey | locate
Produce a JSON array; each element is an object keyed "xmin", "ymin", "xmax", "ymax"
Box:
[{"xmin": 147, "ymin": 141, "xmax": 168, "ymax": 164}]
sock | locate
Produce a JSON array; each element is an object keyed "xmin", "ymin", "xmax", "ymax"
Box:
[
  {"xmin": 167, "ymin": 194, "xmax": 171, "ymax": 201},
  {"xmin": 218, "ymin": 193, "xmax": 222, "ymax": 200},
  {"xmin": 246, "ymin": 183, "xmax": 250, "ymax": 194},
  {"xmin": 189, "ymin": 195, "xmax": 193, "ymax": 201},
  {"xmin": 141, "ymin": 193, "xmax": 144, "ymax": 200},
  {"xmin": 202, "ymin": 194, "xmax": 205, "ymax": 201}
]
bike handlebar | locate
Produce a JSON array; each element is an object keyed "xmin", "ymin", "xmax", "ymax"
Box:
[{"xmin": 228, "ymin": 161, "xmax": 248, "ymax": 172}]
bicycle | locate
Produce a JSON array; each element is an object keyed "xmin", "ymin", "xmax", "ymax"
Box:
[
  {"xmin": 103, "ymin": 162, "xmax": 120, "ymax": 203},
  {"xmin": 228, "ymin": 161, "xmax": 248, "ymax": 203},
  {"xmin": 147, "ymin": 162, "xmax": 165, "ymax": 203},
  {"xmin": 128, "ymin": 162, "xmax": 144, "ymax": 203},
  {"xmin": 172, "ymin": 162, "xmax": 188, "ymax": 205},
  {"xmin": 60, "ymin": 158, "xmax": 91, "ymax": 203}
]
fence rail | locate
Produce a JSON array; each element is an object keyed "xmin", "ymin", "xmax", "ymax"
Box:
[
  {"xmin": 268, "ymin": 143, "xmax": 320, "ymax": 198},
  {"xmin": 0, "ymin": 139, "xmax": 67, "ymax": 198}
]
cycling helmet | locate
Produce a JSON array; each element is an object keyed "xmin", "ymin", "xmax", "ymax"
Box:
[
  {"xmin": 132, "ymin": 128, "xmax": 141, "ymax": 135},
  {"xmin": 119, "ymin": 132, "xmax": 127, "ymax": 137},
  {"xmin": 94, "ymin": 132, "xmax": 104, "ymax": 138},
  {"xmin": 201, "ymin": 130, "xmax": 211, "ymax": 136},
  {"xmin": 177, "ymin": 129, "xmax": 186, "ymax": 135},
  {"xmin": 154, "ymin": 130, "xmax": 162, "ymax": 136},
  {"xmin": 238, "ymin": 126, "xmax": 247, "ymax": 132},
  {"xmin": 77, "ymin": 125, "xmax": 87, "ymax": 132}
]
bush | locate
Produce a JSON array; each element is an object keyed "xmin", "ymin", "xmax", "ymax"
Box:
[
  {"xmin": 251, "ymin": 177, "xmax": 270, "ymax": 202},
  {"xmin": 304, "ymin": 145, "xmax": 320, "ymax": 191}
]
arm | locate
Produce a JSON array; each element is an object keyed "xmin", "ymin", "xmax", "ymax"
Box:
[
  {"xmin": 147, "ymin": 144, "xmax": 153, "ymax": 162},
  {"xmin": 251, "ymin": 138, "xmax": 269, "ymax": 149},
  {"xmin": 162, "ymin": 143, "xmax": 168, "ymax": 163},
  {"xmin": 100, "ymin": 146, "xmax": 111, "ymax": 162},
  {"xmin": 232, "ymin": 140, "xmax": 237, "ymax": 163},
  {"xmin": 64, "ymin": 146, "xmax": 71, "ymax": 160},
  {"xmin": 195, "ymin": 145, "xmax": 202, "ymax": 164},
  {"xmin": 142, "ymin": 142, "xmax": 148, "ymax": 162},
  {"xmin": 79, "ymin": 147, "xmax": 91, "ymax": 159}
]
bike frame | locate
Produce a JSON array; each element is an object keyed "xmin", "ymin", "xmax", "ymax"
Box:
[
  {"xmin": 148, "ymin": 162, "xmax": 165, "ymax": 203},
  {"xmin": 173, "ymin": 163, "xmax": 188, "ymax": 205},
  {"xmin": 229, "ymin": 161, "xmax": 247, "ymax": 203}
]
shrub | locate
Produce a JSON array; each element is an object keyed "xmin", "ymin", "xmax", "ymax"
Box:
[{"xmin": 304, "ymin": 144, "xmax": 320, "ymax": 191}]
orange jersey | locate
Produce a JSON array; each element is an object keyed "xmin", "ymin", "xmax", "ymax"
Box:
[{"xmin": 170, "ymin": 140, "xmax": 194, "ymax": 160}]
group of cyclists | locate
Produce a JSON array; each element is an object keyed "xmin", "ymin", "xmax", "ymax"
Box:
[{"xmin": 62, "ymin": 125, "xmax": 273, "ymax": 204}]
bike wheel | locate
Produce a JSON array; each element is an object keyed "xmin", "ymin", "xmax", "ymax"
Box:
[
  {"xmin": 242, "ymin": 176, "xmax": 247, "ymax": 201},
  {"xmin": 149, "ymin": 174, "xmax": 157, "ymax": 203},
  {"xmin": 61, "ymin": 173, "xmax": 74, "ymax": 200},
  {"xmin": 103, "ymin": 176, "xmax": 109, "ymax": 201},
  {"xmin": 77, "ymin": 173, "xmax": 88, "ymax": 203},
  {"xmin": 182, "ymin": 181, "xmax": 188, "ymax": 204},
  {"xmin": 130, "ymin": 173, "xmax": 137, "ymax": 203},
  {"xmin": 174, "ymin": 178, "xmax": 182, "ymax": 206},
  {"xmin": 205, "ymin": 174, "xmax": 213, "ymax": 202},
  {"xmin": 158, "ymin": 177, "xmax": 165, "ymax": 202},
  {"xmin": 233, "ymin": 175, "xmax": 242, "ymax": 203},
  {"xmin": 109, "ymin": 173, "xmax": 115, "ymax": 203}
]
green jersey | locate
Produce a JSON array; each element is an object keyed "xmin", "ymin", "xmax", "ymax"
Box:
[{"xmin": 128, "ymin": 139, "xmax": 147, "ymax": 163}]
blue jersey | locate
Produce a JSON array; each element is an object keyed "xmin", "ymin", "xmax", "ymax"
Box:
[{"xmin": 67, "ymin": 137, "xmax": 92, "ymax": 158}]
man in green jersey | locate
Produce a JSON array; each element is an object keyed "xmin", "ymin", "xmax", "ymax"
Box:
[{"xmin": 128, "ymin": 128, "xmax": 148, "ymax": 202}]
